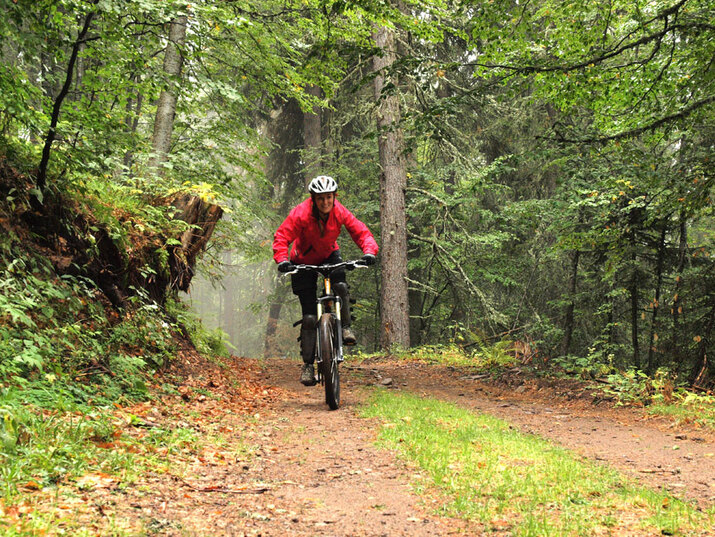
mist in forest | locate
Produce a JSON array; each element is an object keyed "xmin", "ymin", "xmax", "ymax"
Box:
[{"xmin": 184, "ymin": 255, "xmax": 302, "ymax": 359}]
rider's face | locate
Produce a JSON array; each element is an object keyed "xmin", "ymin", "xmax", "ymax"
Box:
[{"xmin": 314, "ymin": 192, "xmax": 335, "ymax": 216}]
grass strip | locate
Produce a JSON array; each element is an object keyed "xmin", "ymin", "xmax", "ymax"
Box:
[{"xmin": 361, "ymin": 389, "xmax": 714, "ymax": 536}]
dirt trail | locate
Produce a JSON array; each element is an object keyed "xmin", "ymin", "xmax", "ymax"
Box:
[
  {"xmin": 241, "ymin": 356, "xmax": 715, "ymax": 536},
  {"xmin": 115, "ymin": 357, "xmax": 476, "ymax": 537},
  {"xmin": 90, "ymin": 356, "xmax": 713, "ymax": 536},
  {"xmin": 220, "ymin": 358, "xmax": 476, "ymax": 536}
]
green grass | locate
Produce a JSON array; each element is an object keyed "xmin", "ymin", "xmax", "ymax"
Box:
[
  {"xmin": 361, "ymin": 390, "xmax": 714, "ymax": 536},
  {"xmin": 1, "ymin": 404, "xmax": 129, "ymax": 497}
]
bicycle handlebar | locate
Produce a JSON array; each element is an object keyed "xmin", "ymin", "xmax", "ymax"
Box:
[{"xmin": 284, "ymin": 259, "xmax": 369, "ymax": 277}]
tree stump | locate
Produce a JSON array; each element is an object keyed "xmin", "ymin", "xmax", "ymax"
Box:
[{"xmin": 163, "ymin": 192, "xmax": 223, "ymax": 293}]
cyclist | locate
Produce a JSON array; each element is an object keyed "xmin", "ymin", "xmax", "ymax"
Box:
[{"xmin": 273, "ymin": 175, "xmax": 378, "ymax": 386}]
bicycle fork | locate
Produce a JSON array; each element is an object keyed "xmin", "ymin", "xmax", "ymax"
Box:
[{"xmin": 316, "ymin": 278, "xmax": 344, "ymax": 365}]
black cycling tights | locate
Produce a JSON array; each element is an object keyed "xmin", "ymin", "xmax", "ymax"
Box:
[{"xmin": 291, "ymin": 250, "xmax": 346, "ymax": 317}]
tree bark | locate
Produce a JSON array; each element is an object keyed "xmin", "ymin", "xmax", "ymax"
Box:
[
  {"xmin": 149, "ymin": 15, "xmax": 187, "ymax": 173},
  {"xmin": 647, "ymin": 224, "xmax": 667, "ymax": 373},
  {"xmin": 561, "ymin": 249, "xmax": 580, "ymax": 356},
  {"xmin": 37, "ymin": 8, "xmax": 97, "ymax": 191},
  {"xmin": 163, "ymin": 192, "xmax": 223, "ymax": 293},
  {"xmin": 123, "ymin": 91, "xmax": 144, "ymax": 172},
  {"xmin": 222, "ymin": 251, "xmax": 238, "ymax": 347},
  {"xmin": 373, "ymin": 24, "xmax": 410, "ymax": 350},
  {"xmin": 691, "ymin": 298, "xmax": 714, "ymax": 387},
  {"xmin": 672, "ymin": 212, "xmax": 688, "ymax": 370},
  {"xmin": 629, "ymin": 229, "xmax": 641, "ymax": 369},
  {"xmin": 264, "ymin": 284, "xmax": 290, "ymax": 358}
]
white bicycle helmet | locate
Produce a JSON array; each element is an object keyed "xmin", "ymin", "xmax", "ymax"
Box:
[{"xmin": 308, "ymin": 175, "xmax": 338, "ymax": 194}]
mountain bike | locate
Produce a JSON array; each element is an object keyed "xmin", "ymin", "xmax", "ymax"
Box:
[{"xmin": 287, "ymin": 259, "xmax": 369, "ymax": 410}]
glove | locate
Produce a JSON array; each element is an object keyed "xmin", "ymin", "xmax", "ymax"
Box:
[
  {"xmin": 361, "ymin": 253, "xmax": 376, "ymax": 266},
  {"xmin": 277, "ymin": 260, "xmax": 295, "ymax": 273}
]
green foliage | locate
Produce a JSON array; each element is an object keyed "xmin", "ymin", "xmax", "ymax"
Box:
[
  {"xmin": 2, "ymin": 0, "xmax": 712, "ymax": 384},
  {"xmin": 603, "ymin": 369, "xmax": 655, "ymax": 405},
  {"xmin": 358, "ymin": 341, "xmax": 518, "ymax": 371},
  {"xmin": 0, "ymin": 0, "xmax": 383, "ymax": 194},
  {"xmin": 602, "ymin": 367, "xmax": 715, "ymax": 421},
  {"xmin": 389, "ymin": 344, "xmax": 482, "ymax": 368},
  {"xmin": 0, "ymin": 231, "xmax": 177, "ymax": 405},
  {"xmin": 468, "ymin": 0, "xmax": 715, "ymax": 139},
  {"xmin": 0, "ymin": 205, "xmax": 218, "ymax": 502}
]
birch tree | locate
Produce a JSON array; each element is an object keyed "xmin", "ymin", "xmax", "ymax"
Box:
[{"xmin": 149, "ymin": 15, "xmax": 187, "ymax": 174}]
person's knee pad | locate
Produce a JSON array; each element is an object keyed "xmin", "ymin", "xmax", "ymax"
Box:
[
  {"xmin": 302, "ymin": 314, "xmax": 317, "ymax": 330},
  {"xmin": 333, "ymin": 281, "xmax": 348, "ymax": 297},
  {"xmin": 332, "ymin": 282, "xmax": 351, "ymax": 324}
]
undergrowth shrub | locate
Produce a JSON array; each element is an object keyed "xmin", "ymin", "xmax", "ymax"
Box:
[
  {"xmin": 648, "ymin": 391, "xmax": 715, "ymax": 428},
  {"xmin": 0, "ymin": 210, "xmax": 186, "ymax": 499},
  {"xmin": 165, "ymin": 296, "xmax": 231, "ymax": 358},
  {"xmin": 0, "ymin": 236, "xmax": 177, "ymax": 405},
  {"xmin": 372, "ymin": 341, "xmax": 518, "ymax": 370},
  {"xmin": 0, "ymin": 153, "xmax": 228, "ymax": 504}
]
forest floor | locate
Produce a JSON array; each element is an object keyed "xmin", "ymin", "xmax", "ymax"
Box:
[{"xmin": 9, "ymin": 353, "xmax": 714, "ymax": 536}]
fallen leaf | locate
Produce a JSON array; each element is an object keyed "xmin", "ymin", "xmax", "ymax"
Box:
[{"xmin": 76, "ymin": 472, "xmax": 118, "ymax": 490}]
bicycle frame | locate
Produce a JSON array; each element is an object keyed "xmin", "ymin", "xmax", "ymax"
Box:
[{"xmin": 286, "ymin": 259, "xmax": 368, "ymax": 409}]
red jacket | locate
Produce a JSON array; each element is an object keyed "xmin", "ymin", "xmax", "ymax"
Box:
[{"xmin": 273, "ymin": 198, "xmax": 378, "ymax": 265}]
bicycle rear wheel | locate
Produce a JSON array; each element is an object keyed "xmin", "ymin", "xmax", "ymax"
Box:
[{"xmin": 319, "ymin": 313, "xmax": 340, "ymax": 410}]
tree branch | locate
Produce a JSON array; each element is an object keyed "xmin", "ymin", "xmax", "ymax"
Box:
[
  {"xmin": 37, "ymin": 5, "xmax": 97, "ymax": 191},
  {"xmin": 408, "ymin": 231, "xmax": 507, "ymax": 328},
  {"xmin": 548, "ymin": 95, "xmax": 715, "ymax": 144}
]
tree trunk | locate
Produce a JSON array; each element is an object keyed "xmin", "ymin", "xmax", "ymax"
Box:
[
  {"xmin": 123, "ymin": 82, "xmax": 144, "ymax": 173},
  {"xmin": 37, "ymin": 8, "xmax": 97, "ymax": 191},
  {"xmin": 561, "ymin": 249, "xmax": 580, "ymax": 356},
  {"xmin": 74, "ymin": 41, "xmax": 86, "ymax": 95},
  {"xmin": 373, "ymin": 24, "xmax": 410, "ymax": 350},
  {"xmin": 162, "ymin": 192, "xmax": 223, "ymax": 293},
  {"xmin": 607, "ymin": 281, "xmax": 616, "ymax": 353},
  {"xmin": 691, "ymin": 298, "xmax": 714, "ymax": 388},
  {"xmin": 672, "ymin": 212, "xmax": 688, "ymax": 371},
  {"xmin": 149, "ymin": 15, "xmax": 187, "ymax": 173},
  {"xmin": 221, "ymin": 251, "xmax": 239, "ymax": 349},
  {"xmin": 303, "ymin": 85, "xmax": 323, "ymax": 185},
  {"xmin": 629, "ymin": 230, "xmax": 641, "ymax": 369},
  {"xmin": 264, "ymin": 283, "xmax": 290, "ymax": 358},
  {"xmin": 647, "ymin": 224, "xmax": 667, "ymax": 373}
]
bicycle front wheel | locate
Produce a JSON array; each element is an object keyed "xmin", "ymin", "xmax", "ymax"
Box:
[{"xmin": 319, "ymin": 313, "xmax": 340, "ymax": 410}]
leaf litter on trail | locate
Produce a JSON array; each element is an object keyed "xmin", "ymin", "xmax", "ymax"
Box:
[
  {"xmin": 76, "ymin": 472, "xmax": 119, "ymax": 490},
  {"xmin": 3, "ymin": 354, "xmax": 280, "ymax": 536}
]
